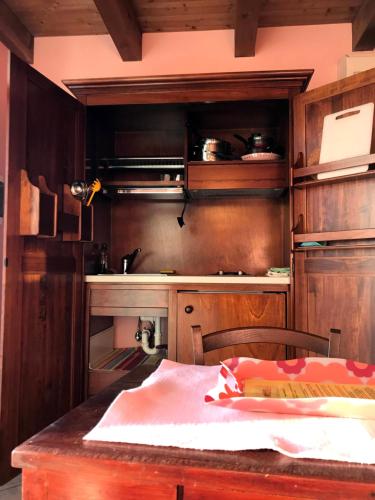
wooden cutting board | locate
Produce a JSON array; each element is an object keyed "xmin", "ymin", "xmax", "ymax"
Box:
[{"xmin": 318, "ymin": 102, "xmax": 374, "ymax": 179}]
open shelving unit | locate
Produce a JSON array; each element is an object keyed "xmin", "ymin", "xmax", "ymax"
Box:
[{"xmin": 292, "ymin": 153, "xmax": 375, "ymax": 250}]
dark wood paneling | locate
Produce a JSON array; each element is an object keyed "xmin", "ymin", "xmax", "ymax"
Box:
[{"xmin": 110, "ymin": 197, "xmax": 289, "ymax": 276}]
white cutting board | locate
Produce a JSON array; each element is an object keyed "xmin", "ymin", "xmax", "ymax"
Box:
[{"xmin": 318, "ymin": 102, "xmax": 374, "ymax": 179}]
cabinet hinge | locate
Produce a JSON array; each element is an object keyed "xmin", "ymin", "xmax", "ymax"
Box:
[{"xmin": 4, "ymin": 257, "xmax": 8, "ymax": 267}]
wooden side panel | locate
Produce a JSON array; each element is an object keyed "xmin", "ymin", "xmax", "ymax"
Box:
[{"xmin": 176, "ymin": 292, "xmax": 286, "ymax": 364}]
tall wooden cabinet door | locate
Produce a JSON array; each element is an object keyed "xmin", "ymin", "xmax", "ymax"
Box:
[
  {"xmin": 292, "ymin": 68, "xmax": 375, "ymax": 363},
  {"xmin": 177, "ymin": 292, "xmax": 286, "ymax": 364},
  {"xmin": 0, "ymin": 56, "xmax": 85, "ymax": 483}
]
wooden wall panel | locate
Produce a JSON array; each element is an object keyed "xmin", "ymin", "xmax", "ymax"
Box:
[{"xmin": 110, "ymin": 197, "xmax": 289, "ymax": 276}]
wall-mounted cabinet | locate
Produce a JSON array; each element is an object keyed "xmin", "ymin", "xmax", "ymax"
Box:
[
  {"xmin": 67, "ymin": 71, "xmax": 312, "ymax": 277},
  {"xmin": 85, "ymin": 98, "xmax": 290, "ymax": 199}
]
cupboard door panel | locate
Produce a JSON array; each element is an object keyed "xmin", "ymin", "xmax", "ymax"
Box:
[
  {"xmin": 19, "ymin": 273, "xmax": 77, "ymax": 441},
  {"xmin": 177, "ymin": 292, "xmax": 286, "ymax": 364},
  {"xmin": 293, "ymin": 70, "xmax": 375, "ymax": 365},
  {"xmin": 294, "ymin": 252, "xmax": 375, "ymax": 363},
  {"xmin": 0, "ymin": 55, "xmax": 84, "ymax": 483}
]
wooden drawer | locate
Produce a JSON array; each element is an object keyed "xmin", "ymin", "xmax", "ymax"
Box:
[{"xmin": 90, "ymin": 289, "xmax": 169, "ymax": 308}]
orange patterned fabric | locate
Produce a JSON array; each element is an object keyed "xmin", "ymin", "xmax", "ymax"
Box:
[{"xmin": 205, "ymin": 357, "xmax": 375, "ymax": 419}]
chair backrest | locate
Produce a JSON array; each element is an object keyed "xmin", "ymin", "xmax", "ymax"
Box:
[{"xmin": 191, "ymin": 325, "xmax": 340, "ymax": 365}]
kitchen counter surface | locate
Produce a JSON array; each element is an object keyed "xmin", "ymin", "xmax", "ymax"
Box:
[{"xmin": 84, "ymin": 274, "xmax": 290, "ymax": 285}]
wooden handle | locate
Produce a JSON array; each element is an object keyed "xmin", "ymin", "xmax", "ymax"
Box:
[{"xmin": 86, "ymin": 190, "xmax": 95, "ymax": 207}]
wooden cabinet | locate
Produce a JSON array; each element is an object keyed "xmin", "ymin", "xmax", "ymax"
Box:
[
  {"xmin": 177, "ymin": 291, "xmax": 286, "ymax": 364},
  {"xmin": 3, "ymin": 57, "xmax": 375, "ymax": 484},
  {"xmin": 294, "ymin": 254, "xmax": 375, "ymax": 363},
  {"xmin": 292, "ymin": 68, "xmax": 375, "ymax": 363},
  {"xmin": 86, "ymin": 285, "xmax": 169, "ymax": 395}
]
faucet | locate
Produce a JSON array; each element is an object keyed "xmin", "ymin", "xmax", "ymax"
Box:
[{"xmin": 121, "ymin": 248, "xmax": 141, "ymax": 274}]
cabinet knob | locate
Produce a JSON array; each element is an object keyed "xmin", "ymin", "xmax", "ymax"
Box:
[{"xmin": 185, "ymin": 305, "xmax": 194, "ymax": 314}]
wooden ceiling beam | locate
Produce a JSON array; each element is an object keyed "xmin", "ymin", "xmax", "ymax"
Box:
[
  {"xmin": 234, "ymin": 0, "xmax": 263, "ymax": 57},
  {"xmin": 93, "ymin": 0, "xmax": 142, "ymax": 61},
  {"xmin": 352, "ymin": 0, "xmax": 375, "ymax": 51},
  {"xmin": 0, "ymin": 0, "xmax": 33, "ymax": 63}
]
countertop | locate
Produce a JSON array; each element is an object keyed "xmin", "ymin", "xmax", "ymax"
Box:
[{"xmin": 84, "ymin": 274, "xmax": 290, "ymax": 284}]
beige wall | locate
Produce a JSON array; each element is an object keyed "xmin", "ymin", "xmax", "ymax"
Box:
[{"xmin": 32, "ymin": 24, "xmax": 352, "ymax": 93}]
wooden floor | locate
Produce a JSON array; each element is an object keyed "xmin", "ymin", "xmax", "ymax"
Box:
[{"xmin": 0, "ymin": 476, "xmax": 21, "ymax": 499}]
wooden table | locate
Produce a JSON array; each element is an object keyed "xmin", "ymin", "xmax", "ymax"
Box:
[{"xmin": 12, "ymin": 365, "xmax": 375, "ymax": 500}]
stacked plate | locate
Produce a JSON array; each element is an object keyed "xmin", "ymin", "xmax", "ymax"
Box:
[{"xmin": 241, "ymin": 152, "xmax": 281, "ymax": 161}]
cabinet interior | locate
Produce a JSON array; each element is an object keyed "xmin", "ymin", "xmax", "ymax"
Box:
[{"xmin": 85, "ymin": 98, "xmax": 291, "ymax": 276}]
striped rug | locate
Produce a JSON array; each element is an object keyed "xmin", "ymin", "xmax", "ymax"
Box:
[{"xmin": 92, "ymin": 347, "xmax": 162, "ymax": 371}]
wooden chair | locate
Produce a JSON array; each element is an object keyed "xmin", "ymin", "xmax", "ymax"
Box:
[{"xmin": 191, "ymin": 325, "xmax": 341, "ymax": 365}]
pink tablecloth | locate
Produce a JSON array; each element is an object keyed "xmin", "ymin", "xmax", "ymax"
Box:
[{"xmin": 84, "ymin": 359, "xmax": 375, "ymax": 464}]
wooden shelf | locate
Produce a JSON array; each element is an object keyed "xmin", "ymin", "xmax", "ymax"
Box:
[
  {"xmin": 62, "ymin": 185, "xmax": 93, "ymax": 242},
  {"xmin": 187, "ymin": 160, "xmax": 288, "ymax": 191},
  {"xmin": 294, "ymin": 228, "xmax": 375, "ymax": 244},
  {"xmin": 294, "ymin": 243, "xmax": 375, "ymax": 252},
  {"xmin": 292, "ymin": 153, "xmax": 375, "ymax": 187},
  {"xmin": 188, "ymin": 159, "xmax": 286, "ymax": 167},
  {"xmin": 103, "ymin": 180, "xmax": 184, "ymax": 188},
  {"xmin": 293, "ymin": 169, "xmax": 375, "ymax": 188},
  {"xmin": 20, "ymin": 169, "xmax": 57, "ymax": 238}
]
